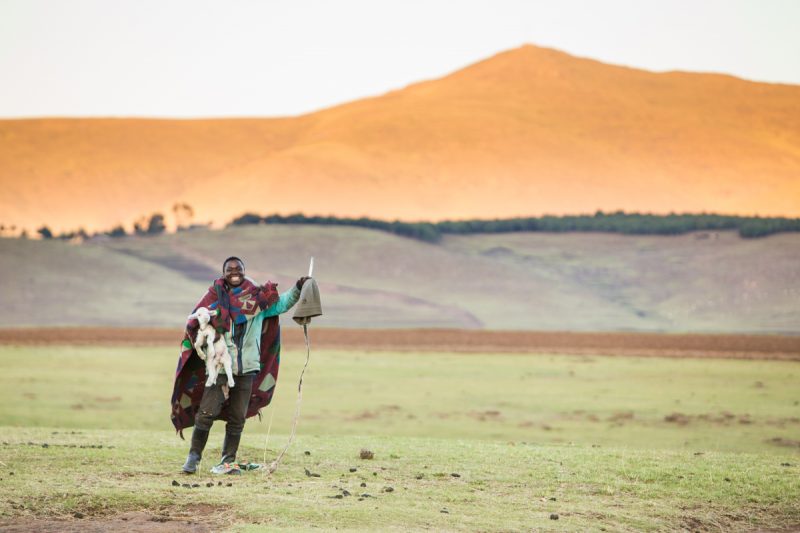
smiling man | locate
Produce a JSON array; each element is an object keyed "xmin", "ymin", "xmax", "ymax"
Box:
[{"xmin": 173, "ymin": 256, "xmax": 308, "ymax": 475}]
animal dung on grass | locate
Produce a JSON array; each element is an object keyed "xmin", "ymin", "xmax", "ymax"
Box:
[{"xmin": 359, "ymin": 448, "xmax": 374, "ymax": 460}]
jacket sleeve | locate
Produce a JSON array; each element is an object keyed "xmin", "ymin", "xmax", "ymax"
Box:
[{"xmin": 258, "ymin": 287, "xmax": 301, "ymax": 318}]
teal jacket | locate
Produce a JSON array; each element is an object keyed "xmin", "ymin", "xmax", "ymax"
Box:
[{"xmin": 224, "ymin": 286, "xmax": 300, "ymax": 375}]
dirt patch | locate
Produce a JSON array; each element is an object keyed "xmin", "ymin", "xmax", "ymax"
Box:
[
  {"xmin": 350, "ymin": 410, "xmax": 379, "ymax": 421},
  {"xmin": 0, "ymin": 504, "xmax": 222, "ymax": 533},
  {"xmin": 766, "ymin": 437, "xmax": 800, "ymax": 448},
  {"xmin": 94, "ymin": 396, "xmax": 122, "ymax": 403},
  {"xmin": 347, "ymin": 405, "xmax": 404, "ymax": 421},
  {"xmin": 468, "ymin": 410, "xmax": 504, "ymax": 422},
  {"xmin": 665, "ymin": 412, "xmax": 691, "ymax": 426},
  {"xmin": 2, "ymin": 327, "xmax": 798, "ymax": 360},
  {"xmin": 607, "ymin": 411, "xmax": 635, "ymax": 422},
  {"xmin": 0, "ymin": 328, "xmax": 185, "ymax": 347},
  {"xmin": 681, "ymin": 515, "xmax": 713, "ymax": 532},
  {"xmin": 664, "ymin": 412, "xmax": 799, "ymax": 427}
]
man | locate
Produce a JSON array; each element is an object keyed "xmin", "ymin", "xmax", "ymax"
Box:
[{"xmin": 172, "ymin": 256, "xmax": 308, "ymax": 475}]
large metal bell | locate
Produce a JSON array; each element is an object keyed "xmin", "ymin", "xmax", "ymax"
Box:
[{"xmin": 293, "ymin": 278, "xmax": 322, "ymax": 325}]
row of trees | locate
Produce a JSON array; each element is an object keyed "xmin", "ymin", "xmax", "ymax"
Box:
[
  {"xmin": 36, "ymin": 213, "xmax": 167, "ymax": 241},
  {"xmin": 229, "ymin": 211, "xmax": 800, "ymax": 242},
  {"xmin": 16, "ymin": 210, "xmax": 800, "ymax": 243},
  {"xmin": 231, "ymin": 213, "xmax": 441, "ymax": 242},
  {"xmin": 437, "ymin": 212, "xmax": 800, "ymax": 238},
  {"xmin": 31, "ymin": 203, "xmax": 197, "ymax": 241}
]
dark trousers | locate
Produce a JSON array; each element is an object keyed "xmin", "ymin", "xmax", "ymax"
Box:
[{"xmin": 194, "ymin": 374, "xmax": 253, "ymax": 435}]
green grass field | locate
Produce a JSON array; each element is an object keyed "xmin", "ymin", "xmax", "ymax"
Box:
[{"xmin": 1, "ymin": 345, "xmax": 799, "ymax": 531}]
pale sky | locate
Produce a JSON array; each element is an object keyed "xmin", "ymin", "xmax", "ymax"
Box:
[{"xmin": 1, "ymin": 0, "xmax": 798, "ymax": 118}]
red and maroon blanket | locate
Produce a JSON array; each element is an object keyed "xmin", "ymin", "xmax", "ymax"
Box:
[{"xmin": 170, "ymin": 277, "xmax": 282, "ymax": 437}]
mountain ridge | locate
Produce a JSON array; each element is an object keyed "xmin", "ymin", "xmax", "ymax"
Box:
[{"xmin": 1, "ymin": 44, "xmax": 798, "ymax": 233}]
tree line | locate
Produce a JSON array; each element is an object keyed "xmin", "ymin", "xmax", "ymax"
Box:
[
  {"xmin": 27, "ymin": 203, "xmax": 196, "ymax": 241},
  {"xmin": 229, "ymin": 211, "xmax": 800, "ymax": 243},
  {"xmin": 18, "ymin": 210, "xmax": 800, "ymax": 243}
]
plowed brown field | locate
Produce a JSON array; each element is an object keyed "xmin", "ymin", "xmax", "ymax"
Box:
[{"xmin": 1, "ymin": 328, "xmax": 797, "ymax": 360}]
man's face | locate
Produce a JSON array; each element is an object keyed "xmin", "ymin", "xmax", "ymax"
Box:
[{"xmin": 223, "ymin": 259, "xmax": 245, "ymax": 287}]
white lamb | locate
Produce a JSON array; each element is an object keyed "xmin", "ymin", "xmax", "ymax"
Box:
[{"xmin": 188, "ymin": 307, "xmax": 235, "ymax": 389}]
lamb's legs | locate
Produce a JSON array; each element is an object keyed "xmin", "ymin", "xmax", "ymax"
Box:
[
  {"xmin": 222, "ymin": 353, "xmax": 235, "ymax": 388},
  {"xmin": 193, "ymin": 339, "xmax": 207, "ymax": 360},
  {"xmin": 206, "ymin": 360, "xmax": 219, "ymax": 387},
  {"xmin": 205, "ymin": 339, "xmax": 216, "ymax": 360},
  {"xmin": 194, "ymin": 330, "xmax": 214, "ymax": 361},
  {"xmin": 204, "ymin": 341, "xmax": 219, "ymax": 387}
]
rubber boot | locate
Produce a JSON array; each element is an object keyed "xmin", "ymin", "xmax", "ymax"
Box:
[
  {"xmin": 210, "ymin": 432, "xmax": 243, "ymax": 475},
  {"xmin": 181, "ymin": 427, "xmax": 209, "ymax": 474},
  {"xmin": 220, "ymin": 432, "xmax": 241, "ymax": 465}
]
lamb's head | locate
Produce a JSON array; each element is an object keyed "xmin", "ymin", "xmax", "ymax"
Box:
[{"xmin": 188, "ymin": 307, "xmax": 216, "ymax": 328}]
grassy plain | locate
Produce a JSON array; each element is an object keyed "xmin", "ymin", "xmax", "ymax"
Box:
[
  {"xmin": 0, "ymin": 344, "xmax": 799, "ymax": 531},
  {"xmin": 2, "ymin": 226, "xmax": 800, "ymax": 332}
]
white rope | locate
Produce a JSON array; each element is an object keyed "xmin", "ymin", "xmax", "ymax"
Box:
[
  {"xmin": 261, "ymin": 398, "xmax": 277, "ymax": 467},
  {"xmin": 265, "ymin": 323, "xmax": 311, "ymax": 475}
]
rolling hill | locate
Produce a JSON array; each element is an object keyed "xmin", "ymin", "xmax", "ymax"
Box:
[
  {"xmin": 1, "ymin": 45, "xmax": 799, "ymax": 234},
  {"xmin": 1, "ymin": 225, "xmax": 798, "ymax": 333}
]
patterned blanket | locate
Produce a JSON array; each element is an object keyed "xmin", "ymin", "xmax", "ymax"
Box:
[{"xmin": 170, "ymin": 277, "xmax": 282, "ymax": 437}]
